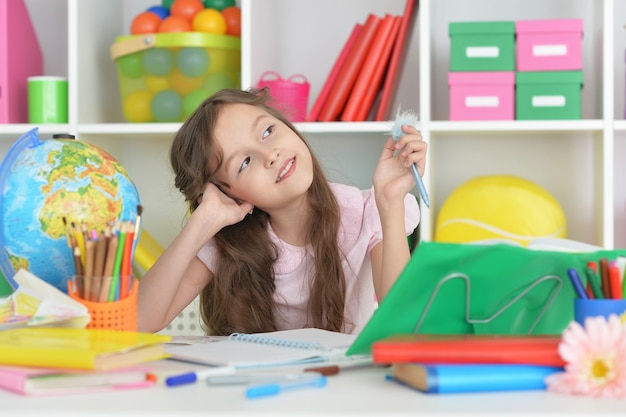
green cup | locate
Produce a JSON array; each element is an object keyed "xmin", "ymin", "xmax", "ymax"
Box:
[{"xmin": 28, "ymin": 76, "xmax": 68, "ymax": 123}]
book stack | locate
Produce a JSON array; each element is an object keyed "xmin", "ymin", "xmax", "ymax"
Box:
[
  {"xmin": 0, "ymin": 327, "xmax": 170, "ymax": 395},
  {"xmin": 372, "ymin": 334, "xmax": 565, "ymax": 394},
  {"xmin": 307, "ymin": 0, "xmax": 417, "ymax": 122}
]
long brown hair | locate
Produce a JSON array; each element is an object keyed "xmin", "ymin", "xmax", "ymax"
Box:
[{"xmin": 169, "ymin": 88, "xmax": 346, "ymax": 335}]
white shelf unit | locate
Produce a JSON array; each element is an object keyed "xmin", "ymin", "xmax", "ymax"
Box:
[
  {"xmin": 1, "ymin": 0, "xmax": 625, "ymax": 251},
  {"xmin": 421, "ymin": 0, "xmax": 624, "ymax": 249}
]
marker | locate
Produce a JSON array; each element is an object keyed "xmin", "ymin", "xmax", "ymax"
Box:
[
  {"xmin": 165, "ymin": 366, "xmax": 236, "ymax": 387},
  {"xmin": 600, "ymin": 258, "xmax": 610, "ymax": 299},
  {"xmin": 585, "ymin": 267, "xmax": 605, "ymax": 299},
  {"xmin": 567, "ymin": 268, "xmax": 589, "ymax": 299},
  {"xmin": 609, "ymin": 265, "xmax": 623, "ymax": 299},
  {"xmin": 245, "ymin": 374, "xmax": 327, "ymax": 399},
  {"xmin": 207, "ymin": 372, "xmax": 318, "ymax": 386},
  {"xmin": 304, "ymin": 357, "xmax": 374, "ymax": 376},
  {"xmin": 303, "ymin": 365, "xmax": 341, "ymax": 376}
]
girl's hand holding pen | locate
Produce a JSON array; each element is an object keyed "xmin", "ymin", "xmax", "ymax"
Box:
[{"xmin": 373, "ymin": 124, "xmax": 427, "ymax": 203}]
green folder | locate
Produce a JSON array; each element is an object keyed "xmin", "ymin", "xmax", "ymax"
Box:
[{"xmin": 347, "ymin": 241, "xmax": 626, "ymax": 356}]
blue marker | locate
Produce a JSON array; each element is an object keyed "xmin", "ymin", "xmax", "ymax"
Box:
[
  {"xmin": 567, "ymin": 268, "xmax": 589, "ymax": 299},
  {"xmin": 166, "ymin": 366, "xmax": 236, "ymax": 387},
  {"xmin": 246, "ymin": 374, "xmax": 327, "ymax": 399}
]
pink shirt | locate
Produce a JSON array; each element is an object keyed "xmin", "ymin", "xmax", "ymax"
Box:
[{"xmin": 197, "ymin": 183, "xmax": 420, "ymax": 334}]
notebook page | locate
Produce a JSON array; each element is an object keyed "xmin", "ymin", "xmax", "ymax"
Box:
[{"xmin": 163, "ymin": 328, "xmax": 356, "ymax": 368}]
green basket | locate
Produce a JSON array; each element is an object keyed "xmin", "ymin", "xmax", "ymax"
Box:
[{"xmin": 110, "ymin": 32, "xmax": 241, "ymax": 123}]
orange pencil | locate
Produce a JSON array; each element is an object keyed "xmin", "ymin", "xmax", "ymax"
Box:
[
  {"xmin": 99, "ymin": 234, "xmax": 118, "ymax": 303},
  {"xmin": 84, "ymin": 239, "xmax": 95, "ymax": 301},
  {"xmin": 73, "ymin": 247, "xmax": 83, "ymax": 298},
  {"xmin": 609, "ymin": 265, "xmax": 623, "ymax": 299},
  {"xmin": 93, "ymin": 231, "xmax": 107, "ymax": 279},
  {"xmin": 99, "ymin": 276, "xmax": 113, "ymax": 303},
  {"xmin": 103, "ymin": 235, "xmax": 118, "ymax": 279}
]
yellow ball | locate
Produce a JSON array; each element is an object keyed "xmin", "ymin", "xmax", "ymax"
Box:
[
  {"xmin": 435, "ymin": 175, "xmax": 567, "ymax": 246},
  {"xmin": 123, "ymin": 90, "xmax": 153, "ymax": 122},
  {"xmin": 145, "ymin": 74, "xmax": 170, "ymax": 93},
  {"xmin": 192, "ymin": 8, "xmax": 227, "ymax": 34},
  {"xmin": 169, "ymin": 68, "xmax": 204, "ymax": 95}
]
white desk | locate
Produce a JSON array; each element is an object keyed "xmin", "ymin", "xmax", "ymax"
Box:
[{"xmin": 0, "ymin": 365, "xmax": 623, "ymax": 416}]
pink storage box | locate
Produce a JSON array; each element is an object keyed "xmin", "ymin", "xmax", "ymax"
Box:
[
  {"xmin": 448, "ymin": 72, "xmax": 515, "ymax": 121},
  {"xmin": 0, "ymin": 0, "xmax": 43, "ymax": 123},
  {"xmin": 516, "ymin": 19, "xmax": 583, "ymax": 72}
]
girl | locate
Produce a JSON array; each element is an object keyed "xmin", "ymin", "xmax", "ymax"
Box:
[{"xmin": 137, "ymin": 88, "xmax": 426, "ymax": 335}]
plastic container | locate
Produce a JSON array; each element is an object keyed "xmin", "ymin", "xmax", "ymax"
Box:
[
  {"xmin": 69, "ymin": 278, "xmax": 138, "ymax": 331},
  {"xmin": 516, "ymin": 19, "xmax": 583, "ymax": 72},
  {"xmin": 110, "ymin": 32, "xmax": 241, "ymax": 123},
  {"xmin": 257, "ymin": 71, "xmax": 310, "ymax": 122},
  {"xmin": 449, "ymin": 21, "xmax": 515, "ymax": 72},
  {"xmin": 448, "ymin": 71, "xmax": 515, "ymax": 120},
  {"xmin": 516, "ymin": 71, "xmax": 583, "ymax": 120},
  {"xmin": 574, "ymin": 298, "xmax": 626, "ymax": 325}
]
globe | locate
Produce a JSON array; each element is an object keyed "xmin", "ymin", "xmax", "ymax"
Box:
[{"xmin": 0, "ymin": 128, "xmax": 141, "ymax": 294}]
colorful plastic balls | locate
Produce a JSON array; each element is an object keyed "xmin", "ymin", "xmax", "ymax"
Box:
[
  {"xmin": 169, "ymin": 68, "xmax": 204, "ymax": 95},
  {"xmin": 117, "ymin": 53, "xmax": 144, "ymax": 78},
  {"xmin": 123, "ymin": 90, "xmax": 154, "ymax": 122},
  {"xmin": 161, "ymin": 0, "xmax": 175, "ymax": 8},
  {"xmin": 221, "ymin": 6, "xmax": 241, "ymax": 37},
  {"xmin": 151, "ymin": 90, "xmax": 183, "ymax": 122},
  {"xmin": 202, "ymin": 0, "xmax": 235, "ymax": 11},
  {"xmin": 130, "ymin": 11, "xmax": 162, "ymax": 35},
  {"xmin": 176, "ymin": 47, "xmax": 209, "ymax": 77},
  {"xmin": 183, "ymin": 89, "xmax": 210, "ymax": 117},
  {"xmin": 170, "ymin": 0, "xmax": 204, "ymax": 22},
  {"xmin": 206, "ymin": 48, "xmax": 233, "ymax": 73},
  {"xmin": 158, "ymin": 15, "xmax": 192, "ymax": 32},
  {"xmin": 192, "ymin": 8, "xmax": 227, "ymax": 34},
  {"xmin": 146, "ymin": 5, "xmax": 170, "ymax": 19},
  {"xmin": 142, "ymin": 48, "xmax": 174, "ymax": 76},
  {"xmin": 145, "ymin": 74, "xmax": 170, "ymax": 93},
  {"xmin": 203, "ymin": 72, "xmax": 236, "ymax": 95}
]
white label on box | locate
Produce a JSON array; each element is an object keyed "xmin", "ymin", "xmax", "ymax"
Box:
[
  {"xmin": 532, "ymin": 96, "xmax": 566, "ymax": 107},
  {"xmin": 466, "ymin": 47, "xmax": 500, "ymax": 58},
  {"xmin": 533, "ymin": 44, "xmax": 568, "ymax": 57},
  {"xmin": 466, "ymin": 96, "xmax": 500, "ymax": 108}
]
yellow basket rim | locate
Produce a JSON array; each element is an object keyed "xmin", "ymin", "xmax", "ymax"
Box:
[{"xmin": 111, "ymin": 32, "xmax": 240, "ymax": 61}]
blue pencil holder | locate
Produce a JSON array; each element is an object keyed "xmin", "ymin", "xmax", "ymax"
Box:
[{"xmin": 574, "ymin": 298, "xmax": 626, "ymax": 325}]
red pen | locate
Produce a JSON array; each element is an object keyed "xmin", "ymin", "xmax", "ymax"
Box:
[
  {"xmin": 609, "ymin": 265, "xmax": 623, "ymax": 299},
  {"xmin": 599, "ymin": 258, "xmax": 610, "ymax": 299}
]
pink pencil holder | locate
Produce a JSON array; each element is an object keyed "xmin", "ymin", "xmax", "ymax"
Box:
[{"xmin": 257, "ymin": 71, "xmax": 310, "ymax": 122}]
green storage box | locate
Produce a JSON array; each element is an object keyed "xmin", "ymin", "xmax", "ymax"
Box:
[
  {"xmin": 516, "ymin": 71, "xmax": 583, "ymax": 120},
  {"xmin": 449, "ymin": 21, "xmax": 515, "ymax": 71}
]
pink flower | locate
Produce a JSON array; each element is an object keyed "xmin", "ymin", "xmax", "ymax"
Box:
[{"xmin": 546, "ymin": 314, "xmax": 626, "ymax": 398}]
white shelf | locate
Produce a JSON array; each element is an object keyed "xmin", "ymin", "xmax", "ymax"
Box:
[
  {"xmin": 429, "ymin": 120, "xmax": 606, "ymax": 133},
  {"xmin": 2, "ymin": 0, "xmax": 625, "ymax": 250}
]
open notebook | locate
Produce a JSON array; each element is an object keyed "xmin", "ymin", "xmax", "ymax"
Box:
[{"xmin": 163, "ymin": 328, "xmax": 359, "ymax": 368}]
